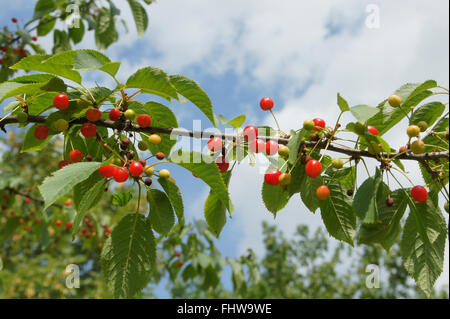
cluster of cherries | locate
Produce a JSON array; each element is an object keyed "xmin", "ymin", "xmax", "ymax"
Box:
[{"xmin": 0, "ymin": 18, "xmax": 36, "ymax": 66}]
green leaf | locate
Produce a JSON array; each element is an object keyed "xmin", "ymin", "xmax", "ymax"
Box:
[
  {"xmin": 337, "ymin": 93, "xmax": 350, "ymax": 112},
  {"xmin": 171, "ymin": 150, "xmax": 232, "ymax": 212},
  {"xmin": 73, "ymin": 170, "xmax": 103, "ymax": 210},
  {"xmin": 368, "ymin": 81, "xmax": 436, "ymax": 136},
  {"xmin": 38, "ymin": 162, "xmax": 102, "ymax": 210},
  {"xmin": 101, "ymin": 213, "xmax": 156, "ymax": 298},
  {"xmin": 72, "ymin": 178, "xmax": 106, "ymax": 236},
  {"xmin": 37, "ymin": 18, "xmax": 56, "ymax": 36},
  {"xmin": 169, "ymin": 75, "xmax": 217, "ymax": 126},
  {"xmin": 127, "ymin": 0, "xmax": 149, "ymax": 37},
  {"xmin": 147, "ymin": 189, "xmax": 175, "ymax": 235},
  {"xmin": 287, "ymin": 160, "xmax": 306, "ymax": 196},
  {"xmin": 262, "ymin": 182, "xmax": 291, "ymax": 217},
  {"xmin": 112, "ymin": 192, "xmax": 133, "ymax": 207},
  {"xmin": 21, "ymin": 124, "xmax": 54, "ymax": 153},
  {"xmin": 300, "ymin": 176, "xmax": 323, "ymax": 213},
  {"xmin": 126, "ymin": 67, "xmax": 178, "ymax": 101},
  {"xmin": 410, "ymin": 102, "xmax": 445, "ymax": 127},
  {"xmin": 33, "ymin": 0, "xmax": 56, "ymax": 19},
  {"xmin": 401, "ymin": 194, "xmax": 447, "ymax": 297},
  {"xmin": 353, "ymin": 169, "xmax": 383, "ymax": 224},
  {"xmin": 319, "ymin": 179, "xmax": 356, "ymax": 245},
  {"xmin": 287, "ymin": 129, "xmax": 306, "ymax": 164},
  {"xmin": 350, "ymin": 105, "xmax": 379, "ymax": 123},
  {"xmin": 68, "ymin": 20, "xmax": 85, "ymax": 44},
  {"xmin": 226, "ymin": 115, "xmax": 246, "ymax": 129},
  {"xmin": 52, "ymin": 30, "xmax": 72, "ymax": 54},
  {"xmin": 157, "ymin": 178, "xmax": 184, "ymax": 226},
  {"xmin": 95, "ymin": 8, "xmax": 118, "ymax": 51},
  {"xmin": 204, "ymin": 171, "xmax": 231, "ymax": 237}
]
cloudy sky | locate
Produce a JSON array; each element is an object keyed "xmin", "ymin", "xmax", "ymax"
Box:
[{"xmin": 1, "ymin": 0, "xmax": 448, "ymax": 295}]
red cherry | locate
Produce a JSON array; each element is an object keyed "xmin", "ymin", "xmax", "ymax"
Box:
[
  {"xmin": 137, "ymin": 114, "xmax": 152, "ymax": 128},
  {"xmin": 34, "ymin": 125, "xmax": 49, "ymax": 140},
  {"xmin": 249, "ymin": 139, "xmax": 265, "ymax": 153},
  {"xmin": 109, "ymin": 108, "xmax": 121, "ymax": 121},
  {"xmin": 13, "ymin": 48, "xmax": 19, "ymax": 54},
  {"xmin": 12, "ymin": 18, "xmax": 18, "ymax": 23},
  {"xmin": 81, "ymin": 229, "xmax": 87, "ymax": 234},
  {"xmin": 367, "ymin": 126, "xmax": 378, "ymax": 135},
  {"xmin": 3, "ymin": 194, "xmax": 9, "ymax": 201},
  {"xmin": 81, "ymin": 122, "xmax": 97, "ymax": 138},
  {"xmin": 104, "ymin": 228, "xmax": 112, "ymax": 235},
  {"xmin": 58, "ymin": 160, "xmax": 71, "ymax": 169},
  {"xmin": 18, "ymin": 218, "xmax": 24, "ymax": 224},
  {"xmin": 56, "ymin": 220, "xmax": 62, "ymax": 227},
  {"xmin": 53, "ymin": 94, "xmax": 69, "ymax": 110},
  {"xmin": 34, "ymin": 218, "xmax": 40, "ymax": 225},
  {"xmin": 305, "ymin": 160, "xmax": 322, "ymax": 178},
  {"xmin": 113, "ymin": 167, "xmax": 129, "ymax": 183},
  {"xmin": 313, "ymin": 118, "xmax": 326, "ymax": 131},
  {"xmin": 19, "ymin": 49, "xmax": 27, "ymax": 56},
  {"xmin": 243, "ymin": 125, "xmax": 258, "ymax": 141},
  {"xmin": 260, "ymin": 97, "xmax": 274, "ymax": 111},
  {"xmin": 84, "ymin": 217, "xmax": 90, "ymax": 224},
  {"xmin": 129, "ymin": 161, "xmax": 144, "ymax": 177},
  {"xmin": 99, "ymin": 165, "xmax": 115, "ymax": 178},
  {"xmin": 0, "ymin": 59, "xmax": 3, "ymax": 65},
  {"xmin": 69, "ymin": 149, "xmax": 83, "ymax": 163},
  {"xmin": 1, "ymin": 46, "xmax": 7, "ymax": 52},
  {"xmin": 25, "ymin": 197, "xmax": 31, "ymax": 203},
  {"xmin": 86, "ymin": 108, "xmax": 102, "ymax": 122},
  {"xmin": 175, "ymin": 251, "xmax": 181, "ymax": 257},
  {"xmin": 207, "ymin": 137, "xmax": 223, "ymax": 152},
  {"xmin": 66, "ymin": 222, "xmax": 73, "ymax": 229},
  {"xmin": 32, "ymin": 36, "xmax": 38, "ymax": 41},
  {"xmin": 411, "ymin": 186, "xmax": 428, "ymax": 203},
  {"xmin": 264, "ymin": 169, "xmax": 282, "ymax": 185},
  {"xmin": 216, "ymin": 156, "xmax": 229, "ymax": 173},
  {"xmin": 177, "ymin": 261, "xmax": 183, "ymax": 268},
  {"xmin": 65, "ymin": 200, "xmax": 71, "ymax": 206},
  {"xmin": 265, "ymin": 140, "xmax": 279, "ymax": 155},
  {"xmin": 1, "ymin": 205, "xmax": 7, "ymax": 211},
  {"xmin": 24, "ymin": 225, "xmax": 30, "ymax": 232},
  {"xmin": 316, "ymin": 185, "xmax": 330, "ymax": 200}
]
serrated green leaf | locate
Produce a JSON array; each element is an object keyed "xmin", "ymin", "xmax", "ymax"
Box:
[
  {"xmin": 226, "ymin": 115, "xmax": 246, "ymax": 129},
  {"xmin": 287, "ymin": 129, "xmax": 306, "ymax": 164},
  {"xmin": 147, "ymin": 189, "xmax": 175, "ymax": 235},
  {"xmin": 112, "ymin": 192, "xmax": 133, "ymax": 207},
  {"xmin": 33, "ymin": 0, "xmax": 56, "ymax": 20},
  {"xmin": 127, "ymin": 0, "xmax": 148, "ymax": 37},
  {"xmin": 350, "ymin": 104, "xmax": 379, "ymax": 123},
  {"xmin": 68, "ymin": 20, "xmax": 85, "ymax": 44},
  {"xmin": 169, "ymin": 75, "xmax": 217, "ymax": 126},
  {"xmin": 300, "ymin": 176, "xmax": 323, "ymax": 213},
  {"xmin": 37, "ymin": 18, "xmax": 56, "ymax": 36},
  {"xmin": 38, "ymin": 162, "xmax": 102, "ymax": 210},
  {"xmin": 337, "ymin": 93, "xmax": 350, "ymax": 112},
  {"xmin": 126, "ymin": 67, "xmax": 178, "ymax": 101},
  {"xmin": 101, "ymin": 213, "xmax": 156, "ymax": 298},
  {"xmin": 52, "ymin": 29, "xmax": 72, "ymax": 54},
  {"xmin": 262, "ymin": 182, "xmax": 291, "ymax": 217},
  {"xmin": 353, "ymin": 169, "xmax": 382, "ymax": 224},
  {"xmin": 95, "ymin": 8, "xmax": 118, "ymax": 51},
  {"xmin": 204, "ymin": 171, "xmax": 232, "ymax": 237},
  {"xmin": 157, "ymin": 178, "xmax": 184, "ymax": 226},
  {"xmin": 319, "ymin": 179, "xmax": 356, "ymax": 245},
  {"xmin": 410, "ymin": 102, "xmax": 445, "ymax": 127},
  {"xmin": 401, "ymin": 194, "xmax": 447, "ymax": 297}
]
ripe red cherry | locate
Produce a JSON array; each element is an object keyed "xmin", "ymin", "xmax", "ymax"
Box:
[
  {"xmin": 367, "ymin": 126, "xmax": 378, "ymax": 135},
  {"xmin": 113, "ymin": 167, "xmax": 129, "ymax": 183},
  {"xmin": 109, "ymin": 108, "xmax": 121, "ymax": 121},
  {"xmin": 56, "ymin": 220, "xmax": 62, "ymax": 227},
  {"xmin": 129, "ymin": 161, "xmax": 144, "ymax": 177},
  {"xmin": 137, "ymin": 114, "xmax": 152, "ymax": 128},
  {"xmin": 243, "ymin": 125, "xmax": 258, "ymax": 141},
  {"xmin": 249, "ymin": 139, "xmax": 265, "ymax": 153},
  {"xmin": 104, "ymin": 228, "xmax": 112, "ymax": 235},
  {"xmin": 99, "ymin": 165, "xmax": 115, "ymax": 178},
  {"xmin": 12, "ymin": 18, "xmax": 18, "ymax": 23},
  {"xmin": 18, "ymin": 218, "xmax": 24, "ymax": 224},
  {"xmin": 81, "ymin": 122, "xmax": 97, "ymax": 138},
  {"xmin": 260, "ymin": 97, "xmax": 274, "ymax": 111},
  {"xmin": 316, "ymin": 185, "xmax": 330, "ymax": 200},
  {"xmin": 32, "ymin": 36, "xmax": 38, "ymax": 41},
  {"xmin": 177, "ymin": 261, "xmax": 183, "ymax": 268},
  {"xmin": 1, "ymin": 46, "xmax": 7, "ymax": 52},
  {"xmin": 411, "ymin": 186, "xmax": 428, "ymax": 203},
  {"xmin": 86, "ymin": 108, "xmax": 102, "ymax": 122},
  {"xmin": 305, "ymin": 160, "xmax": 322, "ymax": 178},
  {"xmin": 69, "ymin": 149, "xmax": 83, "ymax": 163},
  {"xmin": 0, "ymin": 59, "xmax": 3, "ymax": 65},
  {"xmin": 265, "ymin": 169, "xmax": 282, "ymax": 185},
  {"xmin": 24, "ymin": 225, "xmax": 30, "ymax": 232},
  {"xmin": 53, "ymin": 94, "xmax": 69, "ymax": 110},
  {"xmin": 175, "ymin": 251, "xmax": 181, "ymax": 257},
  {"xmin": 58, "ymin": 160, "xmax": 71, "ymax": 169},
  {"xmin": 265, "ymin": 140, "xmax": 279, "ymax": 155},
  {"xmin": 3, "ymin": 194, "xmax": 9, "ymax": 201},
  {"xmin": 34, "ymin": 218, "xmax": 40, "ymax": 225},
  {"xmin": 66, "ymin": 222, "xmax": 73, "ymax": 229},
  {"xmin": 207, "ymin": 137, "xmax": 223, "ymax": 152},
  {"xmin": 216, "ymin": 156, "xmax": 229, "ymax": 173},
  {"xmin": 34, "ymin": 125, "xmax": 49, "ymax": 140},
  {"xmin": 25, "ymin": 197, "xmax": 31, "ymax": 203},
  {"xmin": 65, "ymin": 200, "xmax": 71, "ymax": 206},
  {"xmin": 313, "ymin": 118, "xmax": 326, "ymax": 132},
  {"xmin": 19, "ymin": 49, "xmax": 27, "ymax": 56},
  {"xmin": 1, "ymin": 205, "xmax": 7, "ymax": 211}
]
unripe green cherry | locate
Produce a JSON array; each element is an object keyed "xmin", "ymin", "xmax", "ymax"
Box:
[
  {"xmin": 444, "ymin": 202, "xmax": 449, "ymax": 213},
  {"xmin": 278, "ymin": 145, "xmax": 290, "ymax": 157},
  {"xmin": 159, "ymin": 169, "xmax": 170, "ymax": 179},
  {"xmin": 124, "ymin": 109, "xmax": 136, "ymax": 121},
  {"xmin": 16, "ymin": 111, "xmax": 28, "ymax": 123},
  {"xmin": 331, "ymin": 158, "xmax": 344, "ymax": 169},
  {"xmin": 279, "ymin": 173, "xmax": 292, "ymax": 185},
  {"xmin": 138, "ymin": 141, "xmax": 148, "ymax": 151},
  {"xmin": 410, "ymin": 140, "xmax": 425, "ymax": 154},
  {"xmin": 52, "ymin": 119, "xmax": 69, "ymax": 132},
  {"xmin": 407, "ymin": 125, "xmax": 420, "ymax": 138},
  {"xmin": 303, "ymin": 119, "xmax": 315, "ymax": 131},
  {"xmin": 388, "ymin": 95, "xmax": 402, "ymax": 108},
  {"xmin": 144, "ymin": 165, "xmax": 155, "ymax": 176},
  {"xmin": 417, "ymin": 121, "xmax": 428, "ymax": 132},
  {"xmin": 77, "ymin": 98, "xmax": 90, "ymax": 108},
  {"xmin": 112, "ymin": 157, "xmax": 123, "ymax": 166}
]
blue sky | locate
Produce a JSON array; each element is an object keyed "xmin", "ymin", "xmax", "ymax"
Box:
[{"xmin": 1, "ymin": 0, "xmax": 449, "ymax": 296}]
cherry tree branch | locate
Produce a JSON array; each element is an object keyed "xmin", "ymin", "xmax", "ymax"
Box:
[
  {"xmin": 0, "ymin": 115, "xmax": 448, "ymax": 162},
  {"xmin": 5, "ymin": 187, "xmax": 63, "ymax": 209}
]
